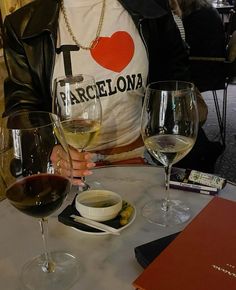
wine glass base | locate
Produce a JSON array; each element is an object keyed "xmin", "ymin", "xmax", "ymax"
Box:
[
  {"xmin": 142, "ymin": 199, "xmax": 191, "ymax": 227},
  {"xmin": 78, "ymin": 180, "xmax": 105, "ymax": 192},
  {"xmin": 89, "ymin": 180, "xmax": 104, "ymax": 189},
  {"xmin": 78, "ymin": 183, "xmax": 90, "ymax": 192},
  {"xmin": 20, "ymin": 251, "xmax": 79, "ymax": 290}
]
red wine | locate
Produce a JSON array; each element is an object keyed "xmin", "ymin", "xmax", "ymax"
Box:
[{"xmin": 6, "ymin": 174, "xmax": 70, "ymax": 218}]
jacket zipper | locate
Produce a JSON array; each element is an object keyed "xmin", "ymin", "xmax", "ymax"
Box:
[
  {"xmin": 49, "ymin": 33, "xmax": 56, "ymax": 110},
  {"xmin": 138, "ymin": 18, "xmax": 150, "ymax": 85}
]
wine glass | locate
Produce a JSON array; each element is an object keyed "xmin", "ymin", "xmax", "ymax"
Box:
[
  {"xmin": 53, "ymin": 74, "xmax": 102, "ymax": 191},
  {"xmin": 141, "ymin": 81, "xmax": 199, "ymax": 226},
  {"xmin": 0, "ymin": 111, "xmax": 79, "ymax": 290}
]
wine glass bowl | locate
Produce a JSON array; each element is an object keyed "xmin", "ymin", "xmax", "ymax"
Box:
[
  {"xmin": 141, "ymin": 81, "xmax": 198, "ymax": 226},
  {"xmin": 6, "ymin": 174, "xmax": 70, "ymax": 218},
  {"xmin": 53, "ymin": 74, "xmax": 102, "ymax": 191},
  {"xmin": 0, "ymin": 111, "xmax": 79, "ymax": 290}
]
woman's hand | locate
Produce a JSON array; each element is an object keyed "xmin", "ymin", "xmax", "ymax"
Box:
[{"xmin": 50, "ymin": 145, "xmax": 96, "ymax": 186}]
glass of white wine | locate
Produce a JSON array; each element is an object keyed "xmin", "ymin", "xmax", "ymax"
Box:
[
  {"xmin": 53, "ymin": 74, "xmax": 102, "ymax": 191},
  {"xmin": 141, "ymin": 80, "xmax": 199, "ymax": 226}
]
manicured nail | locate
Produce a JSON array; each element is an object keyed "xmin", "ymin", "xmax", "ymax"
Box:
[
  {"xmin": 87, "ymin": 162, "xmax": 96, "ymax": 168},
  {"xmin": 72, "ymin": 179, "xmax": 85, "ymax": 186},
  {"xmin": 84, "ymin": 170, "xmax": 93, "ymax": 176}
]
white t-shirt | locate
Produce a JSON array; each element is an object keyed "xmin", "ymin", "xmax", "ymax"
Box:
[{"xmin": 53, "ymin": 0, "xmax": 148, "ymax": 151}]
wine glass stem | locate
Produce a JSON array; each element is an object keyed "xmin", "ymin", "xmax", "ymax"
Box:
[
  {"xmin": 162, "ymin": 165, "xmax": 172, "ymax": 212},
  {"xmin": 39, "ymin": 218, "xmax": 55, "ymax": 273},
  {"xmin": 78, "ymin": 149, "xmax": 90, "ymax": 192}
]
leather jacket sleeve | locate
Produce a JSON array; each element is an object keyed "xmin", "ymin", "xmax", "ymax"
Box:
[
  {"xmin": 3, "ymin": 19, "xmax": 44, "ymax": 116},
  {"xmin": 2, "ymin": 1, "xmax": 58, "ymax": 117}
]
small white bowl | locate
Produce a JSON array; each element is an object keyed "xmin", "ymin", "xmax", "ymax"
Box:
[{"xmin": 75, "ymin": 190, "xmax": 123, "ymax": 222}]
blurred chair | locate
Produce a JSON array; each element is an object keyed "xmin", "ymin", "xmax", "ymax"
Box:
[
  {"xmin": 225, "ymin": 9, "xmax": 236, "ymax": 43},
  {"xmin": 189, "ymin": 30, "xmax": 236, "ymax": 147}
]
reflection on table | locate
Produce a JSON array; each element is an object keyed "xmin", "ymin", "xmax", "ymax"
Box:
[{"xmin": 0, "ymin": 165, "xmax": 236, "ymax": 290}]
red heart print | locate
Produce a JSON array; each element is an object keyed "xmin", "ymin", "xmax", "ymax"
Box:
[{"xmin": 90, "ymin": 31, "xmax": 135, "ymax": 73}]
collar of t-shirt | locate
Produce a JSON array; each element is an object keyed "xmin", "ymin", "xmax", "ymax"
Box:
[{"xmin": 53, "ymin": 0, "xmax": 148, "ymax": 150}]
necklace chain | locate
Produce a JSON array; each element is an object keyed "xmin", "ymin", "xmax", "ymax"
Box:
[{"xmin": 60, "ymin": 0, "xmax": 106, "ymax": 50}]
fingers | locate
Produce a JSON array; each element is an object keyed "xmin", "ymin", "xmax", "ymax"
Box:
[
  {"xmin": 71, "ymin": 159, "xmax": 95, "ymax": 181},
  {"xmin": 69, "ymin": 146, "xmax": 94, "ymax": 162},
  {"xmin": 67, "ymin": 147, "xmax": 96, "ymax": 186},
  {"xmin": 50, "ymin": 145, "xmax": 66, "ymax": 174},
  {"xmin": 68, "ymin": 146, "xmax": 96, "ymax": 174},
  {"xmin": 50, "ymin": 145, "xmax": 96, "ymax": 179}
]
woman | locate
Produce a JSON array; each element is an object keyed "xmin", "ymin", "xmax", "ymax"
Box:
[
  {"xmin": 3, "ymin": 0, "xmax": 218, "ymax": 179},
  {"xmin": 2, "ymin": 0, "xmax": 193, "ymax": 181}
]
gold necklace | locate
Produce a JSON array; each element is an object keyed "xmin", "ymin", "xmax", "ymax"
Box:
[{"xmin": 60, "ymin": 0, "xmax": 106, "ymax": 50}]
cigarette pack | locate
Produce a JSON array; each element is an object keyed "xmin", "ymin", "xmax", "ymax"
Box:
[{"xmin": 169, "ymin": 168, "xmax": 223, "ymax": 195}]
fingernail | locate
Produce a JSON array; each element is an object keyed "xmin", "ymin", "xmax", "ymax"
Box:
[
  {"xmin": 74, "ymin": 182, "xmax": 85, "ymax": 187},
  {"xmin": 87, "ymin": 162, "xmax": 96, "ymax": 168},
  {"xmin": 84, "ymin": 170, "xmax": 93, "ymax": 176},
  {"xmin": 85, "ymin": 152, "xmax": 95, "ymax": 160},
  {"xmin": 72, "ymin": 179, "xmax": 85, "ymax": 186}
]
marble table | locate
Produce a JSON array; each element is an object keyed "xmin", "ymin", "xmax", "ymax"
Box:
[{"xmin": 0, "ymin": 165, "xmax": 236, "ymax": 290}]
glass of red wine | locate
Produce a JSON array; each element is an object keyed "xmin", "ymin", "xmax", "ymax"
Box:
[{"xmin": 0, "ymin": 111, "xmax": 79, "ymax": 290}]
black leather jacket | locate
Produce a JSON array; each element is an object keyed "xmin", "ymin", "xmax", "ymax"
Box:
[{"xmin": 3, "ymin": 0, "xmax": 189, "ymax": 116}]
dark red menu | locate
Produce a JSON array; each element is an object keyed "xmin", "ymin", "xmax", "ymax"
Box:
[{"xmin": 133, "ymin": 197, "xmax": 236, "ymax": 290}]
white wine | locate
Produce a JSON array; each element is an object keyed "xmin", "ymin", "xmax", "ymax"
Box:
[
  {"xmin": 62, "ymin": 119, "xmax": 100, "ymax": 150},
  {"xmin": 144, "ymin": 134, "xmax": 194, "ymax": 166}
]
